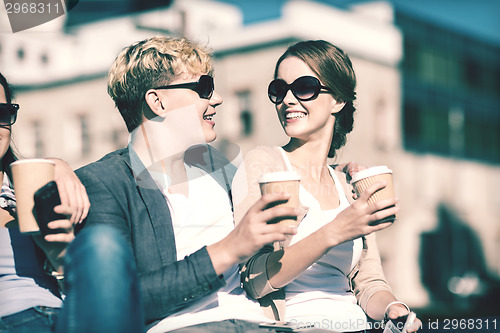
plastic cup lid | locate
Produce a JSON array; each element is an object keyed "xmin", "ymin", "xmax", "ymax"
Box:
[
  {"xmin": 10, "ymin": 159, "xmax": 56, "ymax": 166},
  {"xmin": 258, "ymin": 171, "xmax": 300, "ymax": 183},
  {"xmin": 350, "ymin": 165, "xmax": 392, "ymax": 184}
]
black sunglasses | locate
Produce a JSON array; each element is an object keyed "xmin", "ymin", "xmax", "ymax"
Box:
[
  {"xmin": 0, "ymin": 103, "xmax": 19, "ymax": 126},
  {"xmin": 268, "ymin": 76, "xmax": 332, "ymax": 104},
  {"xmin": 153, "ymin": 75, "xmax": 214, "ymax": 100}
]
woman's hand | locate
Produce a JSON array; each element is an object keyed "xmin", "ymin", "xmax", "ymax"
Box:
[
  {"xmin": 321, "ymin": 181, "xmax": 399, "ymax": 247},
  {"xmin": 42, "ymin": 205, "xmax": 76, "ymax": 243},
  {"xmin": 31, "ymin": 205, "xmax": 76, "ymax": 273},
  {"xmin": 49, "ymin": 158, "xmax": 90, "ymax": 224},
  {"xmin": 386, "ymin": 303, "xmax": 422, "ymax": 332}
]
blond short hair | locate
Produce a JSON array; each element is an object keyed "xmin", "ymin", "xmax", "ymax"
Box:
[{"xmin": 108, "ymin": 36, "xmax": 213, "ymax": 132}]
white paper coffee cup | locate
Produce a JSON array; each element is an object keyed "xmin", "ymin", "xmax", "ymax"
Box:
[
  {"xmin": 350, "ymin": 165, "xmax": 396, "ymax": 223},
  {"xmin": 10, "ymin": 159, "xmax": 55, "ymax": 234},
  {"xmin": 258, "ymin": 171, "xmax": 300, "ymax": 227},
  {"xmin": 350, "ymin": 166, "xmax": 394, "ymax": 205}
]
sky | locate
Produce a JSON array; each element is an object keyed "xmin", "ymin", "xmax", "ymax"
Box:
[
  {"xmin": 217, "ymin": 0, "xmax": 500, "ymax": 47},
  {"xmin": 6, "ymin": 0, "xmax": 498, "ymax": 47},
  {"xmin": 388, "ymin": 0, "xmax": 500, "ymax": 46}
]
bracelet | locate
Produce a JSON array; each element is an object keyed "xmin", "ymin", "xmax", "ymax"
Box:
[{"xmin": 384, "ymin": 301, "xmax": 410, "ymax": 321}]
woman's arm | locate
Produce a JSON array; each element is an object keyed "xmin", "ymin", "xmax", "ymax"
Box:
[
  {"xmin": 31, "ymin": 158, "xmax": 90, "ymax": 273},
  {"xmin": 264, "ymin": 182, "xmax": 398, "ymax": 289},
  {"xmin": 350, "ymin": 233, "xmax": 422, "ymax": 331},
  {"xmin": 365, "ymin": 291, "xmax": 422, "ymax": 332},
  {"xmin": 234, "ymin": 148, "xmax": 397, "ymax": 295}
]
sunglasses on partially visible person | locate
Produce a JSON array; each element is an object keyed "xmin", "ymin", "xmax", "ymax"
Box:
[
  {"xmin": 0, "ymin": 103, "xmax": 19, "ymax": 126},
  {"xmin": 153, "ymin": 75, "xmax": 214, "ymax": 100},
  {"xmin": 268, "ymin": 76, "xmax": 332, "ymax": 104}
]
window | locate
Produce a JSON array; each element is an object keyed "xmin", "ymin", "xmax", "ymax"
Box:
[
  {"xmin": 17, "ymin": 48, "xmax": 25, "ymax": 61},
  {"xmin": 32, "ymin": 120, "xmax": 44, "ymax": 157},
  {"xmin": 465, "ymin": 56, "xmax": 481, "ymax": 89},
  {"xmin": 79, "ymin": 115, "xmax": 90, "ymax": 156},
  {"xmin": 464, "ymin": 111, "xmax": 500, "ymax": 162},
  {"xmin": 374, "ymin": 97, "xmax": 390, "ymax": 150},
  {"xmin": 111, "ymin": 127, "xmax": 128, "ymax": 150},
  {"xmin": 420, "ymin": 105, "xmax": 449, "ymax": 154},
  {"xmin": 40, "ymin": 53, "xmax": 49, "ymax": 65},
  {"xmin": 236, "ymin": 91, "xmax": 253, "ymax": 137},
  {"xmin": 399, "ymin": 14, "xmax": 500, "ymax": 164}
]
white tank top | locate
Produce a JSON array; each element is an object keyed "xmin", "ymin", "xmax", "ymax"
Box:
[{"xmin": 277, "ymin": 148, "xmax": 367, "ymax": 332}]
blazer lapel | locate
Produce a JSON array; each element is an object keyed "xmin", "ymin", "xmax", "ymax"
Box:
[{"xmin": 123, "ymin": 148, "xmax": 176, "ymax": 264}]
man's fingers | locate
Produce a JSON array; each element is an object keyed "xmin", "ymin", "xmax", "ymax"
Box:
[
  {"xmin": 369, "ymin": 197, "xmax": 399, "ymax": 211},
  {"xmin": 252, "ymin": 193, "xmax": 291, "ymax": 212},
  {"xmin": 343, "ymin": 161, "xmax": 359, "ymax": 176},
  {"xmin": 258, "ymin": 206, "xmax": 300, "ymax": 224},
  {"xmin": 257, "ymin": 224, "xmax": 297, "ymax": 244},
  {"xmin": 262, "ymin": 223, "xmax": 297, "ymax": 236}
]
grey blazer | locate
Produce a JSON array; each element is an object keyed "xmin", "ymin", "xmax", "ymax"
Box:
[{"xmin": 76, "ymin": 147, "xmax": 232, "ymax": 324}]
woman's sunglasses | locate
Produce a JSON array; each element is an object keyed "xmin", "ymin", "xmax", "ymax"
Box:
[
  {"xmin": 153, "ymin": 75, "xmax": 214, "ymax": 100},
  {"xmin": 0, "ymin": 103, "xmax": 19, "ymax": 126},
  {"xmin": 268, "ymin": 76, "xmax": 332, "ymax": 104}
]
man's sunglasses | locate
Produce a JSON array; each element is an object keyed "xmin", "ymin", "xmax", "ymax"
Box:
[
  {"xmin": 268, "ymin": 76, "xmax": 332, "ymax": 104},
  {"xmin": 0, "ymin": 103, "xmax": 19, "ymax": 126},
  {"xmin": 153, "ymin": 75, "xmax": 214, "ymax": 100}
]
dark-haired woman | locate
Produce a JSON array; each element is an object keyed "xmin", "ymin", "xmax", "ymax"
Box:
[
  {"xmin": 0, "ymin": 72, "xmax": 91, "ymax": 333},
  {"xmin": 232, "ymin": 40, "xmax": 421, "ymax": 332}
]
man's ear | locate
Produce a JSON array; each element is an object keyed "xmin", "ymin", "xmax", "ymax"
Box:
[
  {"xmin": 145, "ymin": 89, "xmax": 166, "ymax": 116},
  {"xmin": 331, "ymin": 100, "xmax": 346, "ymax": 115}
]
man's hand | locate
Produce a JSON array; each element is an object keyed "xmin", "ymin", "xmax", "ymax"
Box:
[
  {"xmin": 334, "ymin": 161, "xmax": 366, "ymax": 182},
  {"xmin": 208, "ymin": 193, "xmax": 298, "ymax": 275}
]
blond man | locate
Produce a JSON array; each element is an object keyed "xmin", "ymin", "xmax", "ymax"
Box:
[{"xmin": 74, "ymin": 36, "xmax": 298, "ymax": 332}]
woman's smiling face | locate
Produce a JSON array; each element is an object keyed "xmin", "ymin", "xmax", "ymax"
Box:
[{"xmin": 274, "ymin": 56, "xmax": 345, "ymax": 143}]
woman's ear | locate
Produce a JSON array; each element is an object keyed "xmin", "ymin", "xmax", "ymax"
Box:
[
  {"xmin": 331, "ymin": 100, "xmax": 346, "ymax": 115},
  {"xmin": 144, "ymin": 89, "xmax": 166, "ymax": 117}
]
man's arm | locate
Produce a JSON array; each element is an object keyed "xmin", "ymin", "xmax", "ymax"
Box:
[{"xmin": 76, "ymin": 167, "xmax": 226, "ymax": 323}]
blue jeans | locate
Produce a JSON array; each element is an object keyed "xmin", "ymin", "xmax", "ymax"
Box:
[
  {"xmin": 169, "ymin": 319, "xmax": 278, "ymax": 332},
  {"xmin": 56, "ymin": 224, "xmax": 144, "ymax": 333},
  {"xmin": 0, "ymin": 306, "xmax": 60, "ymax": 333}
]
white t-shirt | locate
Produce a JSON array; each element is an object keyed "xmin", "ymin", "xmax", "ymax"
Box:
[{"xmin": 147, "ymin": 164, "xmax": 271, "ymax": 333}]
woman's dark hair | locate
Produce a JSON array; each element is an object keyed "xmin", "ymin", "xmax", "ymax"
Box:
[
  {"xmin": 0, "ymin": 72, "xmax": 18, "ymax": 178},
  {"xmin": 274, "ymin": 40, "xmax": 357, "ymax": 158}
]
